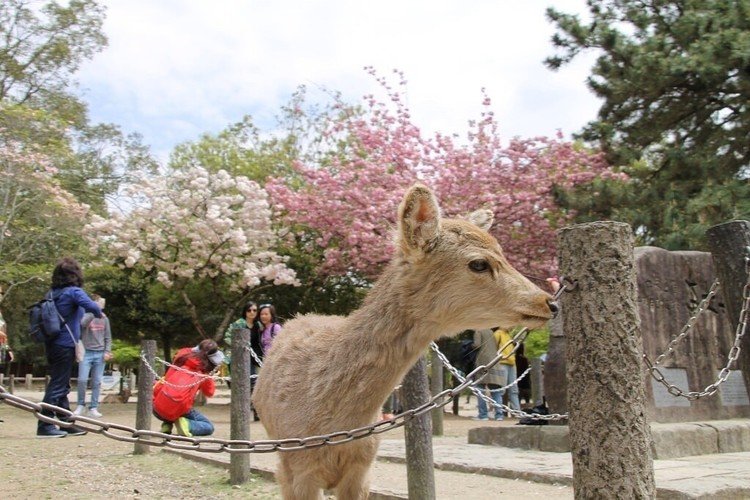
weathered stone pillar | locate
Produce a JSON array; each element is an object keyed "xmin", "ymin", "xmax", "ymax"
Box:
[
  {"xmin": 230, "ymin": 328, "xmax": 252, "ymax": 484},
  {"xmin": 401, "ymin": 355, "xmax": 435, "ymax": 500},
  {"xmin": 707, "ymin": 220, "xmax": 750, "ymax": 401},
  {"xmin": 135, "ymin": 339, "xmax": 156, "ymax": 455},
  {"xmin": 559, "ymin": 221, "xmax": 655, "ymax": 498},
  {"xmin": 429, "ymin": 349, "xmax": 444, "ymax": 435}
]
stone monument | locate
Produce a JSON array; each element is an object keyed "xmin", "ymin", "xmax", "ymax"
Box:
[{"xmin": 543, "ymin": 246, "xmax": 750, "ymax": 422}]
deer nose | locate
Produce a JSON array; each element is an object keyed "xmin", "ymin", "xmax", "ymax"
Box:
[{"xmin": 547, "ymin": 300, "xmax": 559, "ymax": 318}]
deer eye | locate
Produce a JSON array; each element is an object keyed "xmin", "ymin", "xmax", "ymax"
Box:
[{"xmin": 468, "ymin": 259, "xmax": 490, "ymax": 273}]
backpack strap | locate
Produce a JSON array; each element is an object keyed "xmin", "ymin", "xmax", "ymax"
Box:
[{"xmin": 50, "ymin": 288, "xmax": 75, "ymax": 342}]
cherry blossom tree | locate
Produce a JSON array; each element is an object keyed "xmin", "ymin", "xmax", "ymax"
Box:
[
  {"xmin": 85, "ymin": 166, "xmax": 298, "ymax": 337},
  {"xmin": 268, "ymin": 69, "xmax": 626, "ymax": 281}
]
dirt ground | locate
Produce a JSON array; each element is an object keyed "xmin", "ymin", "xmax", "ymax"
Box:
[
  {"xmin": 0, "ymin": 390, "xmax": 556, "ymax": 499},
  {"xmin": 0, "ymin": 398, "xmax": 281, "ymax": 499}
]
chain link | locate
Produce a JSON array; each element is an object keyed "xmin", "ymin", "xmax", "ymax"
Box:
[
  {"xmin": 645, "ymin": 253, "xmax": 750, "ymax": 400},
  {"xmin": 140, "ymin": 354, "xmax": 223, "ymax": 389},
  {"xmin": 430, "ymin": 280, "xmax": 571, "ymax": 421},
  {"xmin": 652, "ymin": 279, "xmax": 720, "ymax": 366}
]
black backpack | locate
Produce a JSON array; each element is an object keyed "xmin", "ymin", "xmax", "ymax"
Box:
[
  {"xmin": 28, "ymin": 289, "xmax": 65, "ymax": 343},
  {"xmin": 459, "ymin": 338, "xmax": 479, "ymax": 374}
]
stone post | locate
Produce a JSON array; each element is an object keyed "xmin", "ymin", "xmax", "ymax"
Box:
[
  {"xmin": 401, "ymin": 355, "xmax": 436, "ymax": 500},
  {"xmin": 429, "ymin": 349, "xmax": 444, "ymax": 435},
  {"xmin": 135, "ymin": 339, "xmax": 156, "ymax": 455},
  {"xmin": 230, "ymin": 328, "xmax": 252, "ymax": 484},
  {"xmin": 559, "ymin": 221, "xmax": 655, "ymax": 498},
  {"xmin": 25, "ymin": 373, "xmax": 33, "ymax": 390},
  {"xmin": 706, "ymin": 220, "xmax": 750, "ymax": 400},
  {"xmin": 530, "ymin": 358, "xmax": 544, "ymax": 407}
]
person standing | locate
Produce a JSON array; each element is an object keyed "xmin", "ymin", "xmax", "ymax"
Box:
[
  {"xmin": 0, "ymin": 287, "xmax": 14, "ymax": 376},
  {"xmin": 153, "ymin": 339, "xmax": 224, "ymax": 436},
  {"xmin": 253, "ymin": 303, "xmax": 282, "ymax": 359},
  {"xmin": 73, "ymin": 294, "xmax": 112, "ymax": 418},
  {"xmin": 37, "ymin": 257, "xmax": 102, "ymax": 438},
  {"xmin": 223, "ymin": 301, "xmax": 258, "ymax": 371},
  {"xmin": 472, "ymin": 328, "xmax": 506, "ymax": 421},
  {"xmin": 496, "ymin": 328, "xmax": 521, "ymax": 415}
]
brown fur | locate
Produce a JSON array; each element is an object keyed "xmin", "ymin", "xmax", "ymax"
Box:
[{"xmin": 253, "ymin": 184, "xmax": 555, "ymax": 499}]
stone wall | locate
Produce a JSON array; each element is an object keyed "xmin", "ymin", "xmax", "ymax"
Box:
[{"xmin": 543, "ymin": 246, "xmax": 750, "ymax": 423}]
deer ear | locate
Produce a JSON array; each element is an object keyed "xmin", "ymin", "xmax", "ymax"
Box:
[
  {"xmin": 398, "ymin": 184, "xmax": 441, "ymax": 254},
  {"xmin": 465, "ymin": 209, "xmax": 494, "ymax": 232}
]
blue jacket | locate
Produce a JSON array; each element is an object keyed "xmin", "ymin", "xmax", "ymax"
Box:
[{"xmin": 51, "ymin": 287, "xmax": 102, "ymax": 347}]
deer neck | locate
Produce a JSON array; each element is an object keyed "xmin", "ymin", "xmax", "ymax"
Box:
[{"xmin": 345, "ymin": 262, "xmax": 443, "ymax": 394}]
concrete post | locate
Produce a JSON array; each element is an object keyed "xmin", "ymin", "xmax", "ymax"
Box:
[
  {"xmin": 559, "ymin": 221, "xmax": 655, "ymax": 498},
  {"xmin": 429, "ymin": 349, "xmax": 444, "ymax": 436},
  {"xmin": 25, "ymin": 373, "xmax": 32, "ymax": 390},
  {"xmin": 230, "ymin": 328, "xmax": 251, "ymax": 484},
  {"xmin": 134, "ymin": 339, "xmax": 157, "ymax": 455},
  {"xmin": 706, "ymin": 220, "xmax": 750, "ymax": 400},
  {"xmin": 9, "ymin": 374, "xmax": 14, "ymax": 393},
  {"xmin": 401, "ymin": 355, "xmax": 436, "ymax": 500},
  {"xmin": 530, "ymin": 358, "xmax": 544, "ymax": 407}
]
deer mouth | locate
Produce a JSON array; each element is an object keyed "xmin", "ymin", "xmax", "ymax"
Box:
[{"xmin": 520, "ymin": 313, "xmax": 552, "ymax": 324}]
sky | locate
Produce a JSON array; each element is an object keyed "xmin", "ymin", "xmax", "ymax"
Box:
[{"xmin": 77, "ymin": 0, "xmax": 598, "ymax": 162}]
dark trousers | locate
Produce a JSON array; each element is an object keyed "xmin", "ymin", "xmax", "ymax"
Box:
[{"xmin": 38, "ymin": 342, "xmax": 75, "ymax": 431}]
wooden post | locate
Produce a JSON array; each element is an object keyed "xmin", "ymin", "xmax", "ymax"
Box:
[
  {"xmin": 559, "ymin": 221, "xmax": 655, "ymax": 498},
  {"xmin": 230, "ymin": 328, "xmax": 251, "ymax": 484},
  {"xmin": 9, "ymin": 374, "xmax": 14, "ymax": 394},
  {"xmin": 25, "ymin": 373, "xmax": 32, "ymax": 390},
  {"xmin": 429, "ymin": 349, "xmax": 444, "ymax": 436},
  {"xmin": 134, "ymin": 339, "xmax": 157, "ymax": 455},
  {"xmin": 706, "ymin": 220, "xmax": 750, "ymax": 400},
  {"xmin": 401, "ymin": 354, "xmax": 436, "ymax": 500}
]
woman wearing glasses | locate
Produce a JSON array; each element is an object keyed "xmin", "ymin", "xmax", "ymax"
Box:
[{"xmin": 222, "ymin": 301, "xmax": 259, "ymax": 387}]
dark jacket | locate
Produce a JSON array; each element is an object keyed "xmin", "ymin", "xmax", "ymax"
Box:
[{"xmin": 51, "ymin": 287, "xmax": 102, "ymax": 347}]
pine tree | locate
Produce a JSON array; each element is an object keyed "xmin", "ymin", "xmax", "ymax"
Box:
[{"xmin": 547, "ymin": 0, "xmax": 750, "ymax": 248}]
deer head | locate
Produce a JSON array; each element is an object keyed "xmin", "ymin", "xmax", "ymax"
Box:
[{"xmin": 396, "ymin": 183, "xmax": 557, "ymax": 335}]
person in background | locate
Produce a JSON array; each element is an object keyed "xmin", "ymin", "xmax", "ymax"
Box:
[
  {"xmin": 223, "ymin": 301, "xmax": 259, "ymax": 374},
  {"xmin": 495, "ymin": 328, "xmax": 521, "ymax": 415},
  {"xmin": 253, "ymin": 304, "xmax": 282, "ymax": 359},
  {"xmin": 37, "ymin": 257, "xmax": 102, "ymax": 438},
  {"xmin": 153, "ymin": 339, "xmax": 224, "ymax": 436},
  {"xmin": 74, "ymin": 294, "xmax": 112, "ymax": 418},
  {"xmin": 0, "ymin": 286, "xmax": 14, "ymax": 375},
  {"xmin": 249, "ymin": 303, "xmax": 282, "ymax": 421},
  {"xmin": 472, "ymin": 328, "xmax": 506, "ymax": 421}
]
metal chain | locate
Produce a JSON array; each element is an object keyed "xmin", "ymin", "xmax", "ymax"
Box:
[
  {"xmin": 645, "ymin": 253, "xmax": 750, "ymax": 400},
  {"xmin": 430, "ymin": 341, "xmax": 567, "ymax": 421},
  {"xmin": 651, "ymin": 279, "xmax": 720, "ymax": 366},
  {"xmin": 141, "ymin": 355, "xmax": 226, "ymax": 389},
  {"xmin": 241, "ymin": 342, "xmax": 264, "ymax": 367},
  {"xmin": 430, "ymin": 279, "xmax": 571, "ymax": 421}
]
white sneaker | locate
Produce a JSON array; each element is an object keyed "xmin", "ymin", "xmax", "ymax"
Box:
[
  {"xmin": 88, "ymin": 408, "xmax": 103, "ymax": 418},
  {"xmin": 73, "ymin": 405, "xmax": 86, "ymax": 416}
]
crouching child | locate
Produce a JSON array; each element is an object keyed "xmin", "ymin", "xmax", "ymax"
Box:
[{"xmin": 153, "ymin": 339, "xmax": 224, "ymax": 436}]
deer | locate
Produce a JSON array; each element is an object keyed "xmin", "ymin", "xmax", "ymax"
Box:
[{"xmin": 252, "ymin": 183, "xmax": 557, "ymax": 499}]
